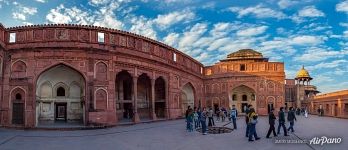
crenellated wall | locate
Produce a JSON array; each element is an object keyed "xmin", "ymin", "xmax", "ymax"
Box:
[{"xmin": 4, "ymin": 24, "xmax": 204, "ymax": 76}]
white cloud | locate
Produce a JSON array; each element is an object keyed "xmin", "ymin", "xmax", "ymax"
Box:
[
  {"xmin": 278, "ymin": 0, "xmax": 298, "ymax": 9},
  {"xmin": 294, "ymin": 47, "xmax": 348, "ymax": 62},
  {"xmin": 209, "ymin": 22, "xmax": 243, "ymax": 38},
  {"xmin": 0, "ymin": 0, "xmax": 9, "ymax": 8},
  {"xmin": 228, "ymin": 4, "xmax": 286, "ymax": 19},
  {"xmin": 339, "ymin": 22, "xmax": 348, "ymax": 27},
  {"xmin": 178, "ymin": 23, "xmax": 208, "ymax": 51},
  {"xmin": 89, "ymin": 0, "xmax": 112, "ymax": 5},
  {"xmin": 307, "ymin": 60, "xmax": 348, "ymax": 70},
  {"xmin": 46, "ymin": 4, "xmax": 85, "ymax": 24},
  {"xmin": 129, "ymin": 16, "xmax": 157, "ymax": 40},
  {"xmin": 336, "ymin": 0, "xmax": 348, "ymax": 13},
  {"xmin": 289, "ymin": 35, "xmax": 324, "ymax": 45},
  {"xmin": 12, "ymin": 13, "xmax": 26, "ymax": 20},
  {"xmin": 12, "ymin": 3, "xmax": 37, "ymax": 21},
  {"xmin": 46, "ymin": 2, "xmax": 124, "ymax": 29},
  {"xmin": 35, "ymin": 0, "xmax": 46, "ymax": 3},
  {"xmin": 236, "ymin": 26, "xmax": 268, "ymax": 37},
  {"xmin": 163, "ymin": 32, "xmax": 180, "ymax": 46},
  {"xmin": 154, "ymin": 9, "xmax": 195, "ymax": 29},
  {"xmin": 298, "ymin": 6, "xmax": 325, "ymax": 17}
]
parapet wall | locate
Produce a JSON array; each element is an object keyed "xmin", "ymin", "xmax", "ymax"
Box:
[{"xmin": 4, "ymin": 24, "xmax": 204, "ymax": 77}]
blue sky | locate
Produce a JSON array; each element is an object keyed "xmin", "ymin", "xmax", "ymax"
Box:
[{"xmin": 1, "ymin": 0, "xmax": 348, "ymax": 94}]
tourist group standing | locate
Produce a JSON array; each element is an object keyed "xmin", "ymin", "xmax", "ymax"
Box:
[{"xmin": 184, "ymin": 104, "xmax": 300, "ymax": 141}]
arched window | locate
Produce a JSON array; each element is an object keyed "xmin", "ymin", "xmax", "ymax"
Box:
[
  {"xmin": 242, "ymin": 95, "xmax": 247, "ymax": 101},
  {"xmin": 57, "ymin": 87, "xmax": 65, "ymax": 96},
  {"xmin": 15, "ymin": 93, "xmax": 22, "ymax": 100},
  {"xmin": 232, "ymin": 94, "xmax": 237, "ymax": 101}
]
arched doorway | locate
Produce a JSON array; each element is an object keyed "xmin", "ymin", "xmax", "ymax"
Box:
[
  {"xmin": 181, "ymin": 83, "xmax": 195, "ymax": 116},
  {"xmin": 230, "ymin": 85, "xmax": 256, "ymax": 113},
  {"xmin": 137, "ymin": 73, "xmax": 151, "ymax": 120},
  {"xmin": 12, "ymin": 89, "xmax": 25, "ymax": 125},
  {"xmin": 115, "ymin": 70, "xmax": 133, "ymax": 122},
  {"xmin": 36, "ymin": 64, "xmax": 85, "ymax": 126},
  {"xmin": 155, "ymin": 77, "xmax": 166, "ymax": 118}
]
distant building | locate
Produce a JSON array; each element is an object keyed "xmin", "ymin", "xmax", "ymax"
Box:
[
  {"xmin": 204, "ymin": 49, "xmax": 285, "ymax": 115},
  {"xmin": 285, "ymin": 66, "xmax": 319, "ymax": 109},
  {"xmin": 310, "ymin": 90, "xmax": 348, "ymax": 119}
]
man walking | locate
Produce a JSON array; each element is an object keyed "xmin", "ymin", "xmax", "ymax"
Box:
[
  {"xmin": 230, "ymin": 105, "xmax": 238, "ymax": 130},
  {"xmin": 245, "ymin": 104, "xmax": 252, "ymax": 137},
  {"xmin": 185, "ymin": 106, "xmax": 191, "ymax": 131},
  {"xmin": 287, "ymin": 107, "xmax": 297, "ymax": 133},
  {"xmin": 277, "ymin": 107, "xmax": 289, "ymax": 136},
  {"xmin": 266, "ymin": 109, "xmax": 277, "ymax": 138},
  {"xmin": 199, "ymin": 107, "xmax": 208, "ymax": 135}
]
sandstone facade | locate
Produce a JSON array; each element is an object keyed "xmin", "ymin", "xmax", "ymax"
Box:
[{"xmin": 0, "ymin": 24, "xmax": 285, "ymax": 128}]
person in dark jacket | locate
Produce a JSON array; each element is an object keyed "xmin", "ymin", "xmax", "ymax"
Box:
[
  {"xmin": 277, "ymin": 107, "xmax": 289, "ymax": 136},
  {"xmin": 266, "ymin": 109, "xmax": 277, "ymax": 138},
  {"xmin": 199, "ymin": 107, "xmax": 208, "ymax": 135},
  {"xmin": 245, "ymin": 104, "xmax": 252, "ymax": 137},
  {"xmin": 185, "ymin": 106, "xmax": 191, "ymax": 131},
  {"xmin": 287, "ymin": 107, "xmax": 297, "ymax": 132}
]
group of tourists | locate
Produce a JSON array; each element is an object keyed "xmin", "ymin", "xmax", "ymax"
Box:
[
  {"xmin": 295, "ymin": 107, "xmax": 309, "ymax": 117},
  {"xmin": 185, "ymin": 105, "xmax": 239, "ymax": 135},
  {"xmin": 185, "ymin": 104, "xmax": 301, "ymax": 142}
]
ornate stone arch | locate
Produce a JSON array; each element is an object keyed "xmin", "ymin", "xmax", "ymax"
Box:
[
  {"xmin": 95, "ymin": 88, "xmax": 108, "ymax": 110},
  {"xmin": 9, "ymin": 86, "xmax": 26, "ymax": 125},
  {"xmin": 94, "ymin": 61, "xmax": 108, "ymax": 80},
  {"xmin": 53, "ymin": 82, "xmax": 69, "ymax": 97},
  {"xmin": 11, "ymin": 60, "xmax": 27, "ymax": 72},
  {"xmin": 11, "ymin": 60, "xmax": 27, "ymax": 78},
  {"xmin": 9, "ymin": 86, "xmax": 26, "ymax": 106}
]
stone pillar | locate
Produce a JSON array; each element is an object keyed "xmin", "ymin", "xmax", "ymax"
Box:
[
  {"xmin": 151, "ymin": 79, "xmax": 157, "ymax": 120},
  {"xmin": 165, "ymin": 78, "xmax": 169, "ymax": 119},
  {"xmin": 132, "ymin": 76, "xmax": 140, "ymax": 123}
]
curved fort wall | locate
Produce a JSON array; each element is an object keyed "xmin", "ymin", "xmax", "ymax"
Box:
[{"xmin": 0, "ymin": 24, "xmax": 285, "ymax": 128}]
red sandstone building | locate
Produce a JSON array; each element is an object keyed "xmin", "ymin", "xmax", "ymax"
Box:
[
  {"xmin": 310, "ymin": 90, "xmax": 348, "ymax": 119},
  {"xmin": 0, "ymin": 24, "xmax": 285, "ymax": 128}
]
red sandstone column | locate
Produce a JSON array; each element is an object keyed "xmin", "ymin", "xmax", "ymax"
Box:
[
  {"xmin": 133, "ymin": 76, "xmax": 140, "ymax": 123},
  {"xmin": 151, "ymin": 79, "xmax": 157, "ymax": 120},
  {"xmin": 165, "ymin": 78, "xmax": 169, "ymax": 119}
]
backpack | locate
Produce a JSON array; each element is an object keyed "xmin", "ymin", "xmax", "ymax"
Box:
[{"xmin": 230, "ymin": 109, "xmax": 237, "ymax": 118}]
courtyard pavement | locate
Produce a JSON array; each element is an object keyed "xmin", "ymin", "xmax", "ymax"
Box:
[{"xmin": 0, "ymin": 115, "xmax": 347, "ymax": 150}]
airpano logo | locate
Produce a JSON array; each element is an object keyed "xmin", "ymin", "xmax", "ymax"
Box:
[
  {"xmin": 275, "ymin": 136, "xmax": 342, "ymax": 145},
  {"xmin": 309, "ymin": 136, "xmax": 342, "ymax": 145}
]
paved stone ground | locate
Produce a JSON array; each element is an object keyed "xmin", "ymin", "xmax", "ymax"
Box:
[{"xmin": 0, "ymin": 115, "xmax": 347, "ymax": 150}]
